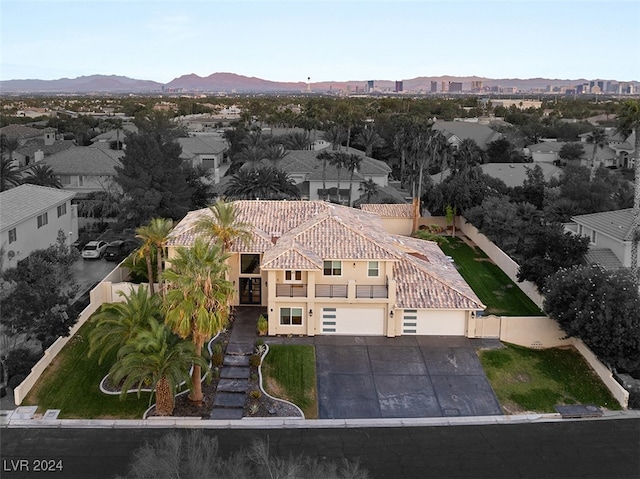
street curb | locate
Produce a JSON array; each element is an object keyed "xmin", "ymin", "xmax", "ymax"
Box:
[{"xmin": 2, "ymin": 410, "xmax": 639, "ymax": 429}]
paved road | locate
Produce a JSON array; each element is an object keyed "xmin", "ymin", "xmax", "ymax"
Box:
[{"xmin": 2, "ymin": 419, "xmax": 639, "ymax": 478}]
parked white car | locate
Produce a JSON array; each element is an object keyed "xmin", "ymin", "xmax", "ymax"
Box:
[{"xmin": 82, "ymin": 240, "xmax": 108, "ymax": 259}]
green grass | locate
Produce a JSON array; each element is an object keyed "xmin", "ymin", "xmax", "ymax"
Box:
[
  {"xmin": 23, "ymin": 319, "xmax": 150, "ymax": 419},
  {"xmin": 438, "ymin": 236, "xmax": 542, "ymax": 316},
  {"xmin": 262, "ymin": 344, "xmax": 318, "ymax": 418},
  {"xmin": 479, "ymin": 343, "xmax": 622, "ymax": 413}
]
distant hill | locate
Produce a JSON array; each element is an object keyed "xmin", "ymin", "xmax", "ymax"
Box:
[{"xmin": 0, "ymin": 72, "xmax": 636, "ymax": 94}]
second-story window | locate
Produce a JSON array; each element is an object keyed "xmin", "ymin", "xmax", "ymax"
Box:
[
  {"xmin": 57, "ymin": 203, "xmax": 67, "ymax": 217},
  {"xmin": 285, "ymin": 270, "xmax": 302, "ymax": 282},
  {"xmin": 591, "ymin": 230, "xmax": 597, "ymax": 244},
  {"xmin": 8, "ymin": 228, "xmax": 17, "ymax": 244},
  {"xmin": 37, "ymin": 212, "xmax": 48, "ymax": 228},
  {"xmin": 367, "ymin": 261, "xmax": 379, "ymax": 277},
  {"xmin": 323, "ymin": 260, "xmax": 342, "ymax": 276}
]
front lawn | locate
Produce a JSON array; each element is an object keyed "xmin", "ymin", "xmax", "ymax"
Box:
[
  {"xmin": 479, "ymin": 343, "xmax": 621, "ymax": 414},
  {"xmin": 22, "ymin": 319, "xmax": 150, "ymax": 419},
  {"xmin": 262, "ymin": 344, "xmax": 318, "ymax": 418},
  {"xmin": 438, "ymin": 236, "xmax": 542, "ymax": 316}
]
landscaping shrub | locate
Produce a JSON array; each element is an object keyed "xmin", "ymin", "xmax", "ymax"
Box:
[{"xmin": 5, "ymin": 348, "xmax": 41, "ymax": 382}]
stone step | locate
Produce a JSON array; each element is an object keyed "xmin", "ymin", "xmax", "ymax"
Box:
[
  {"xmin": 221, "ymin": 366, "xmax": 250, "ymax": 379},
  {"xmin": 210, "ymin": 408, "xmax": 244, "ymax": 420},
  {"xmin": 214, "ymin": 392, "xmax": 246, "ymax": 408},
  {"xmin": 226, "ymin": 342, "xmax": 254, "ymax": 355},
  {"xmin": 217, "ymin": 378, "xmax": 249, "ymax": 393},
  {"xmin": 223, "ymin": 355, "xmax": 250, "ymax": 367}
]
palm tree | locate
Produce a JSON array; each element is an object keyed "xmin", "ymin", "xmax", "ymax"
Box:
[
  {"xmin": 360, "ymin": 178, "xmax": 378, "ymax": 203},
  {"xmin": 283, "ymin": 131, "xmax": 310, "ymax": 150},
  {"xmin": 263, "ymin": 143, "xmax": 287, "ymax": 167},
  {"xmin": 162, "ymin": 238, "xmax": 234, "ymax": 404},
  {"xmin": 136, "ymin": 218, "xmax": 174, "ymax": 295},
  {"xmin": 109, "ymin": 316, "xmax": 205, "ymax": 415},
  {"xmin": 615, "ymin": 99, "xmax": 640, "ymax": 283},
  {"xmin": 354, "ymin": 125, "xmax": 384, "ymax": 157},
  {"xmin": 88, "ymin": 286, "xmax": 163, "ymax": 365},
  {"xmin": 345, "ymin": 153, "xmax": 363, "ymax": 206},
  {"xmin": 454, "ymin": 138, "xmax": 484, "ymax": 179},
  {"xmin": 237, "ymin": 145, "xmax": 265, "ymax": 170},
  {"xmin": 586, "ymin": 128, "xmax": 607, "ymax": 176},
  {"xmin": 316, "ymin": 150, "xmax": 332, "ymax": 200},
  {"xmin": 195, "ymin": 199, "xmax": 252, "ymax": 252},
  {"xmin": 0, "ymin": 157, "xmax": 21, "ymax": 192},
  {"xmin": 22, "ymin": 164, "xmax": 62, "ymax": 188},
  {"xmin": 329, "ymin": 152, "xmax": 348, "ymax": 204},
  {"xmin": 322, "ymin": 124, "xmax": 347, "ymax": 151},
  {"xmin": 224, "ymin": 167, "xmax": 300, "ymax": 200}
]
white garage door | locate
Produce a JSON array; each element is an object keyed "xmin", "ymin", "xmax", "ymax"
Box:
[
  {"xmin": 402, "ymin": 309, "xmax": 466, "ymax": 336},
  {"xmin": 321, "ymin": 307, "xmax": 385, "ymax": 335}
]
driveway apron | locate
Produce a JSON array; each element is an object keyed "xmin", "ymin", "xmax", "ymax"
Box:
[{"xmin": 315, "ymin": 335, "xmax": 503, "ymax": 419}]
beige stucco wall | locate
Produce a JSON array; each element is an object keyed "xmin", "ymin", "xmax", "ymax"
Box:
[{"xmin": 380, "ymin": 217, "xmax": 413, "ymax": 236}]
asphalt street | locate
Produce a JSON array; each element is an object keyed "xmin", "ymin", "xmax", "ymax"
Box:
[{"xmin": 2, "ymin": 419, "xmax": 639, "ymax": 479}]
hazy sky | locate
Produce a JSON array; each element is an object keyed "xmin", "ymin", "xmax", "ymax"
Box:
[{"xmin": 1, "ymin": 0, "xmax": 638, "ymax": 83}]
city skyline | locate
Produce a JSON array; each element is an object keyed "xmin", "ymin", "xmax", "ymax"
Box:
[{"xmin": 1, "ymin": 0, "xmax": 639, "ymax": 84}]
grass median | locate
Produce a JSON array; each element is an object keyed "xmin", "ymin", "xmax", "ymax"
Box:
[
  {"xmin": 262, "ymin": 344, "xmax": 318, "ymax": 418},
  {"xmin": 479, "ymin": 343, "xmax": 621, "ymax": 414},
  {"xmin": 22, "ymin": 319, "xmax": 150, "ymax": 419}
]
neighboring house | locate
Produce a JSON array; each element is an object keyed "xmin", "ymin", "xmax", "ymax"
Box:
[
  {"xmin": 43, "ymin": 146, "xmax": 123, "ymax": 199},
  {"xmin": 578, "ymin": 128, "xmax": 636, "ymax": 169},
  {"xmin": 278, "ymin": 147, "xmax": 392, "ymax": 203},
  {"xmin": 0, "ymin": 184, "xmax": 77, "ymax": 271},
  {"xmin": 565, "ymin": 208, "xmax": 636, "ymax": 270},
  {"xmin": 360, "ymin": 204, "xmax": 414, "ymax": 235},
  {"xmin": 526, "ymin": 141, "xmax": 567, "ymax": 163},
  {"xmin": 431, "ymin": 120, "xmax": 502, "ymax": 150},
  {"xmin": 178, "ymin": 135, "xmax": 229, "ymax": 183},
  {"xmin": 431, "ymin": 162, "xmax": 562, "ymax": 188},
  {"xmin": 167, "ymin": 201, "xmax": 485, "ymax": 337},
  {"xmin": 0, "ymin": 125, "xmax": 56, "ymax": 168},
  {"xmin": 89, "ymin": 123, "xmax": 138, "ymax": 147},
  {"xmin": 13, "ymin": 130, "xmax": 75, "ymax": 168}
]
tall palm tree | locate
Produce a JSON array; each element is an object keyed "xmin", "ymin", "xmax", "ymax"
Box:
[
  {"xmin": 329, "ymin": 152, "xmax": 348, "ymax": 204},
  {"xmin": 22, "ymin": 164, "xmax": 63, "ymax": 188},
  {"xmin": 345, "ymin": 153, "xmax": 363, "ymax": 206},
  {"xmin": 283, "ymin": 131, "xmax": 310, "ymax": 150},
  {"xmin": 263, "ymin": 143, "xmax": 287, "ymax": 167},
  {"xmin": 195, "ymin": 199, "xmax": 252, "ymax": 252},
  {"xmin": 136, "ymin": 218, "xmax": 174, "ymax": 294},
  {"xmin": 354, "ymin": 125, "xmax": 385, "ymax": 157},
  {"xmin": 162, "ymin": 238, "xmax": 234, "ymax": 403},
  {"xmin": 586, "ymin": 128, "xmax": 607, "ymax": 176},
  {"xmin": 237, "ymin": 145, "xmax": 265, "ymax": 170},
  {"xmin": 615, "ymin": 99, "xmax": 640, "ymax": 283},
  {"xmin": 454, "ymin": 138, "xmax": 484, "ymax": 179},
  {"xmin": 322, "ymin": 124, "xmax": 347, "ymax": 151},
  {"xmin": 109, "ymin": 316, "xmax": 205, "ymax": 415},
  {"xmin": 88, "ymin": 286, "xmax": 163, "ymax": 365}
]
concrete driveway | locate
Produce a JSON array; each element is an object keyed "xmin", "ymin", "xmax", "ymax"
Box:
[{"xmin": 313, "ymin": 335, "xmax": 504, "ymax": 419}]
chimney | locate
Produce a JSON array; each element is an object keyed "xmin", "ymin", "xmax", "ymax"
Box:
[
  {"xmin": 44, "ymin": 130, "xmax": 55, "ymax": 146},
  {"xmin": 270, "ymin": 232, "xmax": 281, "ymax": 244}
]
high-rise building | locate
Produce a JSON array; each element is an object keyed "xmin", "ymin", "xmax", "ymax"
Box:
[
  {"xmin": 431, "ymin": 81, "xmax": 438, "ymax": 93},
  {"xmin": 366, "ymin": 80, "xmax": 374, "ymax": 93},
  {"xmin": 471, "ymin": 80, "xmax": 483, "ymax": 92},
  {"xmin": 441, "ymin": 81, "xmax": 447, "ymax": 93},
  {"xmin": 448, "ymin": 82, "xmax": 463, "ymax": 92},
  {"xmin": 395, "ymin": 81, "xmax": 403, "ymax": 93}
]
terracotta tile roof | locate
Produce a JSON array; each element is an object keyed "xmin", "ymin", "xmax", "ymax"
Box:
[
  {"xmin": 16, "ymin": 138, "xmax": 75, "ymax": 158},
  {"xmin": 360, "ymin": 203, "xmax": 414, "ymax": 218},
  {"xmin": 585, "ymin": 248, "xmax": 624, "ymax": 270},
  {"xmin": 0, "ymin": 184, "xmax": 75, "ymax": 230},
  {"xmin": 168, "ymin": 201, "xmax": 484, "ymax": 311},
  {"xmin": 571, "ymin": 208, "xmax": 634, "ymax": 242},
  {"xmin": 0, "ymin": 124, "xmax": 43, "ymax": 141}
]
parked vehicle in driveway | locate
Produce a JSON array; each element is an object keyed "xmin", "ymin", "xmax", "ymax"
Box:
[
  {"xmin": 81, "ymin": 240, "xmax": 108, "ymax": 259},
  {"xmin": 103, "ymin": 240, "xmax": 139, "ymax": 261}
]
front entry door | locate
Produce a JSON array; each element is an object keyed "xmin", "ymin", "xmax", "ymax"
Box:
[{"xmin": 239, "ymin": 278, "xmax": 261, "ymax": 304}]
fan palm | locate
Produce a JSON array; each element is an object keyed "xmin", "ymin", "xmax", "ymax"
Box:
[
  {"xmin": 108, "ymin": 316, "xmax": 205, "ymax": 415},
  {"xmin": 345, "ymin": 153, "xmax": 363, "ymax": 206},
  {"xmin": 22, "ymin": 164, "xmax": 62, "ymax": 188},
  {"xmin": 195, "ymin": 199, "xmax": 252, "ymax": 252},
  {"xmin": 88, "ymin": 285, "xmax": 163, "ymax": 365},
  {"xmin": 162, "ymin": 238, "xmax": 234, "ymax": 403}
]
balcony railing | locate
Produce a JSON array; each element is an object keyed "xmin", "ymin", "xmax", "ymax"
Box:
[
  {"xmin": 315, "ymin": 284, "xmax": 348, "ymax": 298},
  {"xmin": 355, "ymin": 285, "xmax": 389, "ymax": 299},
  {"xmin": 276, "ymin": 284, "xmax": 308, "ymax": 297}
]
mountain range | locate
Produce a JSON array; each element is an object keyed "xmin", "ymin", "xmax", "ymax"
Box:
[{"xmin": 0, "ymin": 72, "xmax": 635, "ymax": 94}]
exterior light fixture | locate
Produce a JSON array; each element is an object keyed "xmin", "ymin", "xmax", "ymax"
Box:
[
  {"xmin": 309, "ymin": 309, "xmax": 313, "ymax": 317},
  {"xmin": 389, "ymin": 310, "xmax": 394, "ymax": 318}
]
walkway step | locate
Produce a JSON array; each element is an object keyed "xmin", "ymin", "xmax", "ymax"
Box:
[
  {"xmin": 210, "ymin": 408, "xmax": 244, "ymax": 420},
  {"xmin": 221, "ymin": 366, "xmax": 250, "ymax": 379},
  {"xmin": 223, "ymin": 355, "xmax": 250, "ymax": 367},
  {"xmin": 226, "ymin": 343, "xmax": 254, "ymax": 355},
  {"xmin": 214, "ymin": 392, "xmax": 246, "ymax": 408},
  {"xmin": 217, "ymin": 379, "xmax": 249, "ymax": 393}
]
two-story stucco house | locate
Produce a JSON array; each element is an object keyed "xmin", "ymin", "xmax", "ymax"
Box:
[
  {"xmin": 167, "ymin": 201, "xmax": 485, "ymax": 337},
  {"xmin": 0, "ymin": 184, "xmax": 77, "ymax": 271},
  {"xmin": 565, "ymin": 208, "xmax": 636, "ymax": 270}
]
